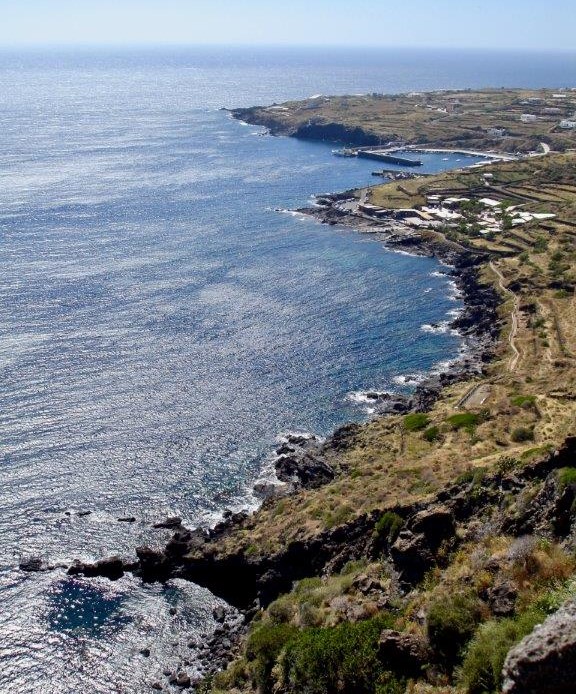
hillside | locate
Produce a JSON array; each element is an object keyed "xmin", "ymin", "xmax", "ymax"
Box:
[{"xmin": 232, "ymin": 89, "xmax": 576, "ymax": 154}]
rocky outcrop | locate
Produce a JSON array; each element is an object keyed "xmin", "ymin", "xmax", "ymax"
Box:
[
  {"xmin": 391, "ymin": 506, "xmax": 456, "ymax": 584},
  {"xmin": 272, "ymin": 434, "xmax": 335, "ymax": 490},
  {"xmin": 64, "ymin": 437, "xmax": 576, "ymax": 611},
  {"xmin": 378, "ymin": 630, "xmax": 431, "ymax": 677},
  {"xmin": 502, "ymin": 599, "xmax": 576, "ymax": 693},
  {"xmin": 229, "ymin": 107, "xmax": 384, "ymax": 146},
  {"xmin": 292, "ymin": 121, "xmax": 383, "ymax": 146},
  {"xmin": 68, "ymin": 555, "xmax": 137, "ymax": 580}
]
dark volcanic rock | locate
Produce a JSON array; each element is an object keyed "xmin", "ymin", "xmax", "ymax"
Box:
[
  {"xmin": 378, "ymin": 629, "xmax": 430, "ymax": 677},
  {"xmin": 67, "ymin": 555, "xmax": 133, "ymax": 580},
  {"xmin": 20, "ymin": 557, "xmax": 46, "ymax": 572},
  {"xmin": 330, "ymin": 423, "xmax": 362, "ymax": 451},
  {"xmin": 488, "ymin": 580, "xmax": 518, "ymax": 617},
  {"xmin": 391, "ymin": 507, "xmax": 456, "ymax": 585},
  {"xmin": 213, "ymin": 605, "xmax": 227, "ymax": 623},
  {"xmin": 175, "ymin": 671, "xmax": 191, "ymax": 689},
  {"xmin": 153, "ymin": 516, "xmax": 182, "ymax": 529},
  {"xmin": 293, "ymin": 121, "xmax": 383, "ymax": 146},
  {"xmin": 271, "ymin": 433, "xmax": 336, "ymax": 490},
  {"xmin": 274, "ymin": 453, "xmax": 334, "ymax": 489},
  {"xmin": 502, "ymin": 599, "xmax": 576, "ymax": 693},
  {"xmin": 135, "ymin": 546, "xmax": 171, "ymax": 582}
]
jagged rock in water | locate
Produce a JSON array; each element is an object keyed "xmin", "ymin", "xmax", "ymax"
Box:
[
  {"xmin": 135, "ymin": 546, "xmax": 171, "ymax": 582},
  {"xmin": 19, "ymin": 557, "xmax": 47, "ymax": 572},
  {"xmin": 67, "ymin": 555, "xmax": 131, "ymax": 580},
  {"xmin": 153, "ymin": 516, "xmax": 182, "ymax": 529},
  {"xmin": 502, "ymin": 599, "xmax": 576, "ymax": 693}
]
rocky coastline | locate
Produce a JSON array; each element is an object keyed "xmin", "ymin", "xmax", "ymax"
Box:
[
  {"xmin": 55, "ymin": 180, "xmax": 505, "ymax": 689},
  {"xmin": 230, "ymin": 106, "xmax": 383, "ymax": 146}
]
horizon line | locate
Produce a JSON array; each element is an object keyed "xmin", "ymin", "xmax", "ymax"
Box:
[{"xmin": 0, "ymin": 42, "xmax": 575, "ymax": 54}]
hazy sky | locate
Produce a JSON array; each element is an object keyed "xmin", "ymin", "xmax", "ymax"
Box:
[{"xmin": 0, "ymin": 0, "xmax": 574, "ymax": 50}]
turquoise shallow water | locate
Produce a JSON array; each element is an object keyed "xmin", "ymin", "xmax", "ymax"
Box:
[{"xmin": 0, "ymin": 46, "xmax": 574, "ymax": 692}]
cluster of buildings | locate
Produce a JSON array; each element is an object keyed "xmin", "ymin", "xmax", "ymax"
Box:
[{"xmin": 357, "ymin": 194, "xmax": 556, "ymax": 236}]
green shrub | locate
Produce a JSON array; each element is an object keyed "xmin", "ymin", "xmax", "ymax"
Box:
[
  {"xmin": 533, "ymin": 236, "xmax": 549, "ymax": 253},
  {"xmin": 267, "ymin": 595, "xmax": 295, "ymax": 625},
  {"xmin": 209, "ymin": 658, "xmax": 250, "ymax": 691},
  {"xmin": 427, "ymin": 591, "xmax": 485, "ymax": 667},
  {"xmin": 458, "ymin": 609, "xmax": 546, "ymax": 694},
  {"xmin": 339, "ymin": 559, "xmax": 368, "ymax": 576},
  {"xmin": 374, "ymin": 511, "xmax": 404, "ymax": 544},
  {"xmin": 281, "ymin": 615, "xmax": 402, "ymax": 694},
  {"xmin": 456, "ymin": 467, "xmax": 488, "ymax": 486},
  {"xmin": 497, "ymin": 456, "xmax": 520, "ymax": 474},
  {"xmin": 246, "ymin": 623, "xmax": 298, "ymax": 693},
  {"xmin": 510, "ymin": 426, "xmax": 534, "ymax": 443},
  {"xmin": 403, "ymin": 413, "xmax": 430, "ymax": 432},
  {"xmin": 558, "ymin": 467, "xmax": 576, "ymax": 489},
  {"xmin": 447, "ymin": 412, "xmax": 481, "ymax": 433},
  {"xmin": 298, "ymin": 602, "xmax": 323, "ymax": 628},
  {"xmin": 511, "ymin": 395, "xmax": 536, "ymax": 408},
  {"xmin": 293, "ymin": 577, "xmax": 322, "ymax": 597},
  {"xmin": 423, "ymin": 425, "xmax": 441, "ymax": 442},
  {"xmin": 534, "ymin": 577, "xmax": 576, "ymax": 614},
  {"xmin": 323, "ymin": 504, "xmax": 354, "ymax": 529}
]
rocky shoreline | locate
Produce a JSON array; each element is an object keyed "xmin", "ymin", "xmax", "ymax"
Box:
[
  {"xmin": 55, "ymin": 185, "xmax": 505, "ymax": 690},
  {"xmin": 300, "ymin": 194, "xmax": 501, "ymax": 412},
  {"xmin": 229, "ymin": 106, "xmax": 384, "ymax": 146}
]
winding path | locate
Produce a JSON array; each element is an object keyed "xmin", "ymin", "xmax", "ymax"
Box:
[{"xmin": 490, "ymin": 260, "xmax": 521, "ymax": 371}]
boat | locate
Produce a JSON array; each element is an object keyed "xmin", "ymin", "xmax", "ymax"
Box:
[{"xmin": 332, "ymin": 148, "xmax": 358, "ymax": 157}]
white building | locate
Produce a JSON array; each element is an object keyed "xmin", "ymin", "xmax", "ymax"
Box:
[
  {"xmin": 521, "ymin": 114, "xmax": 537, "ymax": 123},
  {"xmin": 559, "ymin": 119, "xmax": 576, "ymax": 129}
]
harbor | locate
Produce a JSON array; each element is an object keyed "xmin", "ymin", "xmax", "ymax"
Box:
[{"xmin": 332, "ymin": 144, "xmax": 518, "ymax": 167}]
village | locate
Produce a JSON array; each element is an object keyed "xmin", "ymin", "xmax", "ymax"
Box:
[{"xmin": 349, "ymin": 183, "xmax": 557, "ymax": 237}]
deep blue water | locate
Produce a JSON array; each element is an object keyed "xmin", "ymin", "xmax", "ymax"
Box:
[{"xmin": 0, "ymin": 47, "xmax": 574, "ymax": 693}]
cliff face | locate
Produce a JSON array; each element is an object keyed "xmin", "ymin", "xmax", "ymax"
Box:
[
  {"xmin": 291, "ymin": 121, "xmax": 383, "ymax": 146},
  {"xmin": 231, "ymin": 107, "xmax": 384, "ymax": 145},
  {"xmin": 67, "ymin": 438, "xmax": 576, "ymax": 692}
]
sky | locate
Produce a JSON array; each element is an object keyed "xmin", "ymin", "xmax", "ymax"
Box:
[{"xmin": 0, "ymin": 0, "xmax": 574, "ymax": 51}]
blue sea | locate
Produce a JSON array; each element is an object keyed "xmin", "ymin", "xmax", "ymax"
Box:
[{"xmin": 0, "ymin": 46, "xmax": 574, "ymax": 693}]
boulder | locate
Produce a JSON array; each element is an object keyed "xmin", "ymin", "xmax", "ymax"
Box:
[
  {"xmin": 135, "ymin": 546, "xmax": 171, "ymax": 582},
  {"xmin": 502, "ymin": 599, "xmax": 576, "ymax": 693},
  {"xmin": 390, "ymin": 507, "xmax": 455, "ymax": 584},
  {"xmin": 175, "ymin": 671, "xmax": 191, "ymax": 689},
  {"xmin": 274, "ymin": 453, "xmax": 334, "ymax": 489},
  {"xmin": 19, "ymin": 557, "xmax": 46, "ymax": 572},
  {"xmin": 488, "ymin": 580, "xmax": 518, "ymax": 617},
  {"xmin": 213, "ymin": 605, "xmax": 227, "ymax": 623},
  {"xmin": 378, "ymin": 629, "xmax": 430, "ymax": 677}
]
